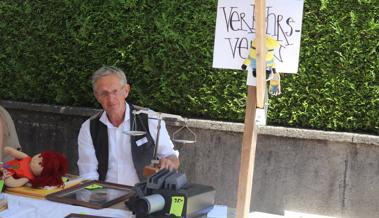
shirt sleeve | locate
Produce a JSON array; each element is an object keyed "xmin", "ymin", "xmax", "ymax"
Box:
[
  {"xmin": 147, "ymin": 113, "xmax": 179, "ymax": 159},
  {"xmin": 77, "ymin": 119, "xmax": 99, "ymax": 180},
  {"xmin": 0, "ymin": 106, "xmax": 21, "ymax": 162}
]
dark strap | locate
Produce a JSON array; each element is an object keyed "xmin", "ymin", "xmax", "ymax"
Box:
[
  {"xmin": 129, "ymin": 104, "xmax": 155, "ymax": 181},
  {"xmin": 89, "ymin": 112, "xmax": 108, "ymax": 181}
]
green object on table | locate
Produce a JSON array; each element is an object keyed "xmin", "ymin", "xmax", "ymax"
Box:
[
  {"xmin": 62, "ymin": 177, "xmax": 69, "ymax": 183},
  {"xmin": 0, "ymin": 180, "xmax": 4, "ymax": 193},
  {"xmin": 84, "ymin": 184, "xmax": 103, "ymax": 190},
  {"xmin": 169, "ymin": 196, "xmax": 185, "ymax": 217}
]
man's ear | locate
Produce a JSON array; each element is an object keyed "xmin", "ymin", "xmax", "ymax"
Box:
[
  {"xmin": 124, "ymin": 84, "xmax": 131, "ymax": 98},
  {"xmin": 94, "ymin": 92, "xmax": 101, "ymax": 103}
]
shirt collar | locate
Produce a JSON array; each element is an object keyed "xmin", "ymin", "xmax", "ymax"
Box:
[{"xmin": 99, "ymin": 102, "xmax": 130, "ymax": 129}]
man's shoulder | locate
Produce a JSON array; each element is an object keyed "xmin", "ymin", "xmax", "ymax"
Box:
[
  {"xmin": 89, "ymin": 111, "xmax": 103, "ymax": 121},
  {"xmin": 81, "ymin": 110, "xmax": 102, "ymax": 127},
  {"xmin": 130, "ymin": 104, "xmax": 150, "ymax": 112},
  {"xmin": 79, "ymin": 112, "xmax": 102, "ymax": 130},
  {"xmin": 129, "ymin": 104, "xmax": 154, "ymax": 120}
]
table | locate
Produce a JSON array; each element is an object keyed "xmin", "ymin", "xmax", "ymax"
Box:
[
  {"xmin": 0, "ymin": 193, "xmax": 133, "ymax": 218},
  {"xmin": 0, "ymin": 193, "xmax": 234, "ymax": 218},
  {"xmin": 110, "ymin": 201, "xmax": 236, "ymax": 218}
]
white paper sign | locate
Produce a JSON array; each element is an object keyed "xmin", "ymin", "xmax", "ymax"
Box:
[{"xmin": 212, "ymin": 0, "xmax": 304, "ymax": 74}]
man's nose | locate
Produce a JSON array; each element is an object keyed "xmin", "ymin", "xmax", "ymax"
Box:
[{"xmin": 108, "ymin": 94, "xmax": 118, "ymax": 102}]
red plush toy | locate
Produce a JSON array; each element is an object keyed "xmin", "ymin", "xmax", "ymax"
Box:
[{"xmin": 1, "ymin": 146, "xmax": 68, "ymax": 188}]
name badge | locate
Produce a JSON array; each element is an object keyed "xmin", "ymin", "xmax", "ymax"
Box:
[{"xmin": 136, "ymin": 137, "xmax": 148, "ymax": 146}]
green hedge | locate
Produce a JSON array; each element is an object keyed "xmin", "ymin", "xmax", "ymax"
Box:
[{"xmin": 0, "ymin": 0, "xmax": 377, "ymax": 135}]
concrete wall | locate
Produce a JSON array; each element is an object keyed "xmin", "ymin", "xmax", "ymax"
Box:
[{"xmin": 1, "ymin": 100, "xmax": 379, "ymax": 218}]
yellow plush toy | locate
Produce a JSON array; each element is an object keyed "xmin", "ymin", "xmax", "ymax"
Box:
[{"xmin": 241, "ymin": 36, "xmax": 282, "ymax": 95}]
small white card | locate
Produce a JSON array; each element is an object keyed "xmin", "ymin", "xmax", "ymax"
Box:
[
  {"xmin": 136, "ymin": 137, "xmax": 148, "ymax": 146},
  {"xmin": 255, "ymin": 108, "xmax": 267, "ymax": 126}
]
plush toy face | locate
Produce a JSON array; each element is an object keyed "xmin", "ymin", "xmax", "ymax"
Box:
[
  {"xmin": 249, "ymin": 36, "xmax": 280, "ymax": 61},
  {"xmin": 30, "ymin": 153, "xmax": 43, "ymax": 176}
]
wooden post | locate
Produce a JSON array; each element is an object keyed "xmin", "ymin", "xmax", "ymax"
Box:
[
  {"xmin": 255, "ymin": 0, "xmax": 267, "ymax": 109},
  {"xmin": 236, "ymin": 0, "xmax": 266, "ymax": 217},
  {"xmin": 235, "ymin": 86, "xmax": 258, "ymax": 218}
]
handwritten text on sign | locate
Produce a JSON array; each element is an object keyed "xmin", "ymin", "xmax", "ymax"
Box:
[{"xmin": 212, "ymin": 0, "xmax": 304, "ymax": 73}]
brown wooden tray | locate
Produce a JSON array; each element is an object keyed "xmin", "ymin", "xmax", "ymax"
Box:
[
  {"xmin": 6, "ymin": 174, "xmax": 83, "ymax": 199},
  {"xmin": 64, "ymin": 213, "xmax": 112, "ymax": 218},
  {"xmin": 64, "ymin": 213, "xmax": 116, "ymax": 218},
  {"xmin": 46, "ymin": 180, "xmax": 134, "ymax": 209}
]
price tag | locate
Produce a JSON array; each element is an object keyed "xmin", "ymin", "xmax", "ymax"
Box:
[
  {"xmin": 85, "ymin": 184, "xmax": 103, "ymax": 190},
  {"xmin": 0, "ymin": 180, "xmax": 4, "ymax": 193},
  {"xmin": 169, "ymin": 196, "xmax": 185, "ymax": 217},
  {"xmin": 62, "ymin": 177, "xmax": 69, "ymax": 183}
]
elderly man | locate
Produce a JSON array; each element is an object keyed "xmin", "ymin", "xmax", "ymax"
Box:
[{"xmin": 77, "ymin": 66, "xmax": 179, "ymax": 186}]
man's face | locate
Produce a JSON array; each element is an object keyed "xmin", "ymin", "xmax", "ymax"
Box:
[{"xmin": 94, "ymin": 74, "xmax": 130, "ymax": 117}]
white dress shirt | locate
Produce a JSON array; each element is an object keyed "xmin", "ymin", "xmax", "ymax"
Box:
[{"xmin": 77, "ymin": 103, "xmax": 179, "ymax": 186}]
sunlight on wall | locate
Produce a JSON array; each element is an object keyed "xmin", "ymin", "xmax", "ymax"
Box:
[
  {"xmin": 246, "ymin": 211, "xmax": 339, "ymax": 218},
  {"xmin": 249, "ymin": 211, "xmax": 284, "ymax": 218},
  {"xmin": 284, "ymin": 210, "xmax": 339, "ymax": 218}
]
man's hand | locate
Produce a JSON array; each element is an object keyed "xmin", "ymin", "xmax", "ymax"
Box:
[{"xmin": 159, "ymin": 155, "xmax": 180, "ymax": 171}]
